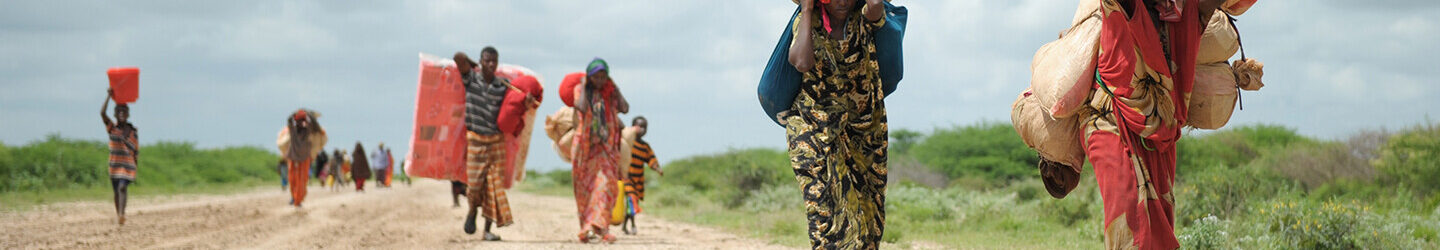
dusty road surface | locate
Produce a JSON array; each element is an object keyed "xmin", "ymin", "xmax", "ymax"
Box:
[{"xmin": 1, "ymin": 180, "xmax": 793, "ymax": 250}]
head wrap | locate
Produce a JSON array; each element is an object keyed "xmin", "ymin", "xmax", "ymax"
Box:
[{"xmin": 586, "ymin": 58, "xmax": 609, "ymax": 76}]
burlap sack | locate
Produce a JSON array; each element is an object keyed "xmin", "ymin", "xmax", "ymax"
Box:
[
  {"xmin": 1011, "ymin": 90, "xmax": 1086, "ymax": 168},
  {"xmin": 1232, "ymin": 58, "xmax": 1265, "ymax": 91},
  {"xmin": 1188, "ymin": 62, "xmax": 1239, "ymax": 130},
  {"xmin": 1223, "ymin": 0, "xmax": 1258, "ymax": 16},
  {"xmin": 1198, "ymin": 11, "xmax": 1240, "ymax": 64},
  {"xmin": 1031, "ymin": 0, "xmax": 1103, "ymax": 118},
  {"xmin": 545, "ymin": 107, "xmax": 578, "ymax": 162}
]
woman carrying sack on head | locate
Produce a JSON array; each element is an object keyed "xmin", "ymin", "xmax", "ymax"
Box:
[
  {"xmin": 569, "ymin": 58, "xmax": 629, "ymax": 244},
  {"xmin": 783, "ymin": 0, "xmax": 891, "ymax": 248}
]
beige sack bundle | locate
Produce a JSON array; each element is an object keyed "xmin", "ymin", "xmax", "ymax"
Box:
[
  {"xmin": 545, "ymin": 107, "xmax": 578, "ymax": 162},
  {"xmin": 1031, "ymin": 0, "xmax": 1104, "ymax": 119},
  {"xmin": 1233, "ymin": 58, "xmax": 1265, "ymax": 91},
  {"xmin": 1011, "ymin": 90, "xmax": 1086, "ymax": 168},
  {"xmin": 1198, "ymin": 11, "xmax": 1240, "ymax": 64},
  {"xmin": 1188, "ymin": 63, "xmax": 1239, "ymax": 129},
  {"xmin": 617, "ymin": 126, "xmax": 639, "ymax": 177}
]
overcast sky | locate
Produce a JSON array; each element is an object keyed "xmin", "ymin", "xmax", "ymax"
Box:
[{"xmin": 2, "ymin": 0, "xmax": 1437, "ymax": 172}]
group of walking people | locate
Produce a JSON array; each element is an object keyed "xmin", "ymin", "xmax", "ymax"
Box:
[
  {"xmin": 96, "ymin": 0, "xmax": 1256, "ymax": 249},
  {"xmin": 443, "ymin": 47, "xmax": 665, "ymax": 243},
  {"xmin": 274, "ymin": 109, "xmax": 404, "ymax": 209},
  {"xmin": 276, "ymin": 139, "xmax": 400, "ymax": 194}
]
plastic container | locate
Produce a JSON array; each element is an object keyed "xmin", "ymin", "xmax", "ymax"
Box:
[{"xmin": 107, "ymin": 67, "xmax": 140, "ymax": 103}]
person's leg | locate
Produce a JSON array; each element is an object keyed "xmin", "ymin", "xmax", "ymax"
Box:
[
  {"xmin": 483, "ymin": 219, "xmax": 500, "ymax": 241},
  {"xmin": 1086, "ymin": 131, "xmax": 1145, "ymax": 249},
  {"xmin": 117, "ymin": 179, "xmax": 129, "ymax": 224},
  {"xmin": 111, "ymin": 178, "xmax": 122, "ymax": 217},
  {"xmin": 464, "ymin": 134, "xmax": 484, "ymax": 235},
  {"xmin": 290, "ymin": 160, "xmax": 310, "ymax": 207},
  {"xmin": 622, "ymin": 196, "xmax": 636, "ymax": 235},
  {"xmin": 452, "ymin": 181, "xmax": 465, "ymax": 208}
]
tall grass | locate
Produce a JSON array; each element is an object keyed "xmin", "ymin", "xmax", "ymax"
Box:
[
  {"xmin": 515, "ymin": 122, "xmax": 1440, "ymax": 248},
  {"xmin": 1, "ymin": 134, "xmax": 281, "ymax": 208}
]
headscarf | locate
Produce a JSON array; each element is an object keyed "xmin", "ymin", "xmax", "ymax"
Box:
[{"xmin": 586, "ymin": 58, "xmax": 609, "ymax": 76}]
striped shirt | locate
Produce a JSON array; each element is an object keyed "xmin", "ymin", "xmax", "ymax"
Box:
[
  {"xmin": 107, "ymin": 125, "xmax": 138, "ymax": 180},
  {"xmin": 464, "ymin": 74, "xmax": 509, "ymax": 135},
  {"xmin": 625, "ymin": 140, "xmax": 659, "ymax": 200}
]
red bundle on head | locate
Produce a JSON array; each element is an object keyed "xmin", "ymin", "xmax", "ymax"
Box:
[{"xmin": 559, "ymin": 72, "xmax": 585, "ymax": 107}]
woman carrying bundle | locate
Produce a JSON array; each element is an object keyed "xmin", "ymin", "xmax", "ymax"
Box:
[
  {"xmin": 570, "ymin": 58, "xmax": 628, "ymax": 243},
  {"xmin": 1079, "ymin": 0, "xmax": 1227, "ymax": 248},
  {"xmin": 783, "ymin": 0, "xmax": 889, "ymax": 249}
]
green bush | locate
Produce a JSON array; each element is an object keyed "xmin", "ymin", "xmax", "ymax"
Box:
[
  {"xmin": 1177, "ymin": 165, "xmax": 1296, "ymax": 223},
  {"xmin": 1262, "ymin": 199, "xmax": 1356, "ymax": 249},
  {"xmin": 660, "ymin": 148, "xmax": 792, "ymax": 208},
  {"xmin": 887, "ymin": 185, "xmax": 958, "ymax": 222},
  {"xmin": 1178, "ymin": 124, "xmax": 1310, "ymax": 174},
  {"xmin": 1037, "ymin": 185, "xmax": 1096, "ymax": 226},
  {"xmin": 910, "ymin": 122, "xmax": 1036, "ymax": 183},
  {"xmin": 1, "ymin": 134, "xmax": 279, "ymax": 194},
  {"xmin": 1375, "ymin": 123, "xmax": 1440, "ymax": 197},
  {"xmin": 1178, "ymin": 215, "xmax": 1232, "ymax": 249}
]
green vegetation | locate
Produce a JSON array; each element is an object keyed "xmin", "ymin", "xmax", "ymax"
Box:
[
  {"xmin": 520, "ymin": 122, "xmax": 1440, "ymax": 249},
  {"xmin": 1, "ymin": 134, "xmax": 282, "ymax": 209}
]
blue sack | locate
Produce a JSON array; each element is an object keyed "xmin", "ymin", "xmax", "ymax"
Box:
[{"xmin": 757, "ymin": 2, "xmax": 908, "ymax": 127}]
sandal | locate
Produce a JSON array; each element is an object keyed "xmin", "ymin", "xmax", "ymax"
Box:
[{"xmin": 600, "ymin": 234, "xmax": 617, "ymax": 244}]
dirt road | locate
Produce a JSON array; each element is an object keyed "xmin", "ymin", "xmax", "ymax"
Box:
[{"xmin": 1, "ymin": 180, "xmax": 793, "ymax": 250}]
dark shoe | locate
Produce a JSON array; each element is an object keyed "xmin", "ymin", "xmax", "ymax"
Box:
[
  {"xmin": 483, "ymin": 232, "xmax": 502, "ymax": 241},
  {"xmin": 463, "ymin": 210, "xmax": 478, "ymax": 235}
]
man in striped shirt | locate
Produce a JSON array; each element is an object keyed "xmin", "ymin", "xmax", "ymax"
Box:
[
  {"xmin": 621, "ymin": 116, "xmax": 662, "ymax": 235},
  {"xmin": 454, "ymin": 47, "xmax": 512, "ymax": 241},
  {"xmin": 101, "ymin": 88, "xmax": 138, "ymax": 225}
]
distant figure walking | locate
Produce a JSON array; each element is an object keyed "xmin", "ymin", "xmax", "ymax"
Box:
[
  {"xmin": 278, "ymin": 109, "xmax": 327, "ymax": 208},
  {"xmin": 371, "ymin": 143, "xmax": 393, "ymax": 188},
  {"xmin": 101, "ymin": 88, "xmax": 139, "ymax": 225},
  {"xmin": 351, "ymin": 143, "xmax": 372, "ymax": 192},
  {"xmin": 277, "ymin": 159, "xmax": 288, "ymax": 191}
]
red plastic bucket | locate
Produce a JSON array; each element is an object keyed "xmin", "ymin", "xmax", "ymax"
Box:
[{"xmin": 107, "ymin": 67, "xmax": 139, "ymax": 104}]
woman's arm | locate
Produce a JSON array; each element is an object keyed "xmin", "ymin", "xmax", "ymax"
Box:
[
  {"xmin": 101, "ymin": 89, "xmax": 114, "ymax": 128},
  {"xmin": 575, "ymin": 81, "xmax": 590, "ymax": 112},
  {"xmin": 787, "ymin": 0, "xmax": 816, "ymax": 72},
  {"xmin": 864, "ymin": 0, "xmax": 885, "ymax": 22},
  {"xmin": 613, "ymin": 87, "xmax": 629, "ymax": 114}
]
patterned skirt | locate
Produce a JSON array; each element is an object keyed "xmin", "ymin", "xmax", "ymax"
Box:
[
  {"xmin": 571, "ymin": 134, "xmax": 620, "ymax": 234},
  {"xmin": 466, "ymin": 132, "xmax": 513, "ymax": 227},
  {"xmin": 784, "ymin": 92, "xmax": 889, "ymax": 250}
]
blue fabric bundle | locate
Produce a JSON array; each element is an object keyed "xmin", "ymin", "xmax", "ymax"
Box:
[{"xmin": 757, "ymin": 2, "xmax": 908, "ymax": 127}]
